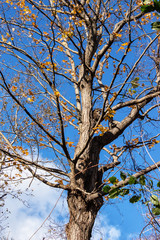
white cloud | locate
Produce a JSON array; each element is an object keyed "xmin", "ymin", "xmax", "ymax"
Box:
[
  {"xmin": 9, "ymin": 216, "xmax": 44, "ymax": 240},
  {"xmin": 3, "ymin": 180, "xmax": 121, "ymax": 240},
  {"xmin": 1, "ymin": 158, "xmax": 121, "ymax": 240},
  {"xmin": 91, "ymin": 214, "xmax": 121, "ymax": 240},
  {"xmin": 108, "ymin": 227, "xmax": 121, "ymax": 240},
  {"xmin": 127, "ymin": 233, "xmax": 139, "ymax": 240},
  {"xmin": 3, "ymin": 173, "xmax": 68, "ymax": 240}
]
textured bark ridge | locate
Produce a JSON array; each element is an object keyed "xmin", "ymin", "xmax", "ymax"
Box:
[
  {"xmin": 66, "ymin": 132, "xmax": 103, "ymax": 240},
  {"xmin": 66, "ymin": 190, "xmax": 103, "ymax": 240}
]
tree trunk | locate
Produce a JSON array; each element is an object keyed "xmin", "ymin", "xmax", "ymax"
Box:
[
  {"xmin": 66, "ymin": 190, "xmax": 103, "ymax": 240},
  {"xmin": 65, "ymin": 68, "xmax": 103, "ymax": 239}
]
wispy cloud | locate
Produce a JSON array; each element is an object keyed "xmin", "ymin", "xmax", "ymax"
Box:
[
  {"xmin": 2, "ymin": 157, "xmax": 121, "ymax": 240},
  {"xmin": 4, "ymin": 175, "xmax": 68, "ymax": 240},
  {"xmin": 92, "ymin": 214, "xmax": 121, "ymax": 240}
]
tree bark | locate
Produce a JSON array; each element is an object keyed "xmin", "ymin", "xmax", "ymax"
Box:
[
  {"xmin": 66, "ymin": 84, "xmax": 103, "ymax": 239},
  {"xmin": 66, "ymin": 190, "xmax": 103, "ymax": 240}
]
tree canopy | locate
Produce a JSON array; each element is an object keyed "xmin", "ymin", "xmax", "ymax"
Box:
[{"xmin": 0, "ymin": 0, "xmax": 160, "ymax": 239}]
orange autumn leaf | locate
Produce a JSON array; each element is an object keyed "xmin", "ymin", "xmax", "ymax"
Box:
[
  {"xmin": 11, "ymin": 86, "xmax": 18, "ymax": 92},
  {"xmin": 55, "ymin": 179, "xmax": 63, "ymax": 184},
  {"xmin": 67, "ymin": 141, "xmax": 74, "ymax": 147}
]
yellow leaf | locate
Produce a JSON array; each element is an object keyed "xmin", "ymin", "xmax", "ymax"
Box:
[
  {"xmin": 110, "ymin": 92, "xmax": 117, "ymax": 102},
  {"xmin": 104, "ymin": 108, "xmax": 116, "ymax": 121},
  {"xmin": 129, "ymin": 105, "xmax": 136, "ymax": 109},
  {"xmin": 31, "ymin": 14, "xmax": 37, "ymax": 21},
  {"xmin": 115, "ymin": 179, "xmax": 119, "ymax": 183},
  {"xmin": 132, "ymin": 138, "xmax": 139, "ymax": 144},
  {"xmin": 55, "ymin": 179, "xmax": 63, "ymax": 184},
  {"xmin": 27, "ymin": 97, "xmax": 35, "ymax": 102},
  {"xmin": 58, "ymin": 46, "xmax": 63, "ymax": 51},
  {"xmin": 2, "ymin": 35, "xmax": 7, "ymax": 42},
  {"xmin": 104, "ymin": 196, "xmax": 109, "ymax": 201},
  {"xmin": 5, "ymin": 181, "xmax": 8, "ymax": 185},
  {"xmin": 11, "ymin": 86, "xmax": 18, "ymax": 92},
  {"xmin": 54, "ymin": 90, "xmax": 60, "ymax": 98},
  {"xmin": 104, "ymin": 85, "xmax": 109, "ymax": 91},
  {"xmin": 114, "ymin": 33, "xmax": 122, "ymax": 38},
  {"xmin": 121, "ymin": 42, "xmax": 128, "ymax": 46},
  {"xmin": 67, "ymin": 141, "xmax": 74, "ymax": 147},
  {"xmin": 65, "ymin": 115, "xmax": 72, "ymax": 121}
]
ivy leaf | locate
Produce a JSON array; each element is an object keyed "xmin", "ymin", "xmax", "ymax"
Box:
[
  {"xmin": 139, "ymin": 175, "xmax": 146, "ymax": 186},
  {"xmin": 128, "ymin": 176, "xmax": 138, "ymax": 185},
  {"xmin": 150, "ymin": 195, "xmax": 160, "ymax": 206},
  {"xmin": 152, "ymin": 206, "xmax": 160, "ymax": 215},
  {"xmin": 109, "ymin": 176, "xmax": 117, "ymax": 184},
  {"xmin": 103, "ymin": 185, "xmax": 111, "ymax": 193},
  {"xmin": 129, "ymin": 195, "xmax": 141, "ymax": 203},
  {"xmin": 120, "ymin": 171, "xmax": 127, "ymax": 181},
  {"xmin": 151, "ymin": 21, "xmax": 160, "ymax": 31}
]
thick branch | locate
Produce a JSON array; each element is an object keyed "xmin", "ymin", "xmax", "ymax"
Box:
[
  {"xmin": 99, "ymin": 85, "xmax": 160, "ymax": 147},
  {"xmin": 113, "ymin": 89, "xmax": 160, "ymax": 111}
]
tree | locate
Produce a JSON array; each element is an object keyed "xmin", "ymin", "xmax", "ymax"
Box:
[{"xmin": 0, "ymin": 0, "xmax": 160, "ymax": 239}]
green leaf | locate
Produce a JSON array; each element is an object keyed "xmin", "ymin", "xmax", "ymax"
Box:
[
  {"xmin": 151, "ymin": 21, "xmax": 160, "ymax": 31},
  {"xmin": 144, "ymin": 200, "xmax": 150, "ymax": 205},
  {"xmin": 131, "ymin": 77, "xmax": 139, "ymax": 88},
  {"xmin": 128, "ymin": 88, "xmax": 132, "ymax": 92},
  {"xmin": 152, "ymin": 206, "xmax": 160, "ymax": 215},
  {"xmin": 150, "ymin": 195, "xmax": 160, "ymax": 206},
  {"xmin": 120, "ymin": 189, "xmax": 129, "ymax": 196},
  {"xmin": 128, "ymin": 176, "xmax": 138, "ymax": 185},
  {"xmin": 103, "ymin": 185, "xmax": 111, "ymax": 193},
  {"xmin": 109, "ymin": 188, "xmax": 120, "ymax": 199},
  {"xmin": 154, "ymin": 0, "xmax": 160, "ymax": 13},
  {"xmin": 109, "ymin": 176, "xmax": 117, "ymax": 184},
  {"xmin": 143, "ymin": 0, "xmax": 152, "ymax": 4},
  {"xmin": 139, "ymin": 175, "xmax": 146, "ymax": 186},
  {"xmin": 157, "ymin": 181, "xmax": 160, "ymax": 187},
  {"xmin": 120, "ymin": 171, "xmax": 127, "ymax": 181},
  {"xmin": 129, "ymin": 195, "xmax": 141, "ymax": 203},
  {"xmin": 141, "ymin": 4, "xmax": 155, "ymax": 13}
]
